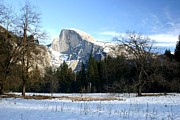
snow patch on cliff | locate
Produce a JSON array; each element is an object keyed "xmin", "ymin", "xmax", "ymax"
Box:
[{"xmin": 69, "ymin": 28, "xmax": 96, "ymax": 42}]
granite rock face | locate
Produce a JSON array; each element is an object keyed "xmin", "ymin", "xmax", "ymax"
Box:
[
  {"xmin": 51, "ymin": 38, "xmax": 60, "ymax": 52},
  {"xmin": 30, "ymin": 45, "xmax": 51, "ymax": 74},
  {"xmin": 59, "ymin": 29, "xmax": 106, "ymax": 60},
  {"xmin": 48, "ymin": 29, "xmax": 121, "ymax": 71}
]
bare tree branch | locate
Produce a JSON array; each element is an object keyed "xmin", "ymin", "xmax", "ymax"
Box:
[{"xmin": 114, "ymin": 31, "xmax": 159, "ymax": 96}]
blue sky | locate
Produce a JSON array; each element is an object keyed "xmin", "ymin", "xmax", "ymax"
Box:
[{"xmin": 4, "ymin": 0, "xmax": 180, "ymax": 52}]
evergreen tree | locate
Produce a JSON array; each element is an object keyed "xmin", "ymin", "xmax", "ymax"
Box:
[
  {"xmin": 174, "ymin": 35, "xmax": 180, "ymax": 62},
  {"xmin": 87, "ymin": 54, "xmax": 99, "ymax": 92},
  {"xmin": 26, "ymin": 66, "xmax": 42, "ymax": 92},
  {"xmin": 56, "ymin": 61, "xmax": 75, "ymax": 93},
  {"xmin": 174, "ymin": 35, "xmax": 180, "ymax": 92},
  {"xmin": 67, "ymin": 68, "xmax": 76, "ymax": 92},
  {"xmin": 79, "ymin": 62, "xmax": 87, "ymax": 92},
  {"xmin": 97, "ymin": 60, "xmax": 107, "ymax": 92},
  {"xmin": 43, "ymin": 67, "xmax": 58, "ymax": 94},
  {"xmin": 56, "ymin": 62, "xmax": 68, "ymax": 92},
  {"xmin": 164, "ymin": 49, "xmax": 173, "ymax": 61},
  {"xmin": 164, "ymin": 49, "xmax": 171, "ymax": 57}
]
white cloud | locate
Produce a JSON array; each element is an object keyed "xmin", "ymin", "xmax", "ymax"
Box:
[
  {"xmin": 149, "ymin": 34, "xmax": 178, "ymax": 43},
  {"xmin": 97, "ymin": 32, "xmax": 178, "ymax": 50},
  {"xmin": 149, "ymin": 34, "xmax": 178, "ymax": 49},
  {"xmin": 98, "ymin": 31, "xmax": 178, "ymax": 48},
  {"xmin": 141, "ymin": 9, "xmax": 180, "ymax": 36},
  {"xmin": 154, "ymin": 43, "xmax": 175, "ymax": 47},
  {"xmin": 140, "ymin": 9, "xmax": 180, "ymax": 49}
]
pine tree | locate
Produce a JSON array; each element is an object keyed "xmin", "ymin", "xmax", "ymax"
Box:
[
  {"xmin": 174, "ymin": 35, "xmax": 180, "ymax": 62},
  {"xmin": 97, "ymin": 60, "xmax": 106, "ymax": 92},
  {"xmin": 56, "ymin": 61, "xmax": 75, "ymax": 93},
  {"xmin": 56, "ymin": 62, "xmax": 68, "ymax": 92},
  {"xmin": 87, "ymin": 54, "xmax": 99, "ymax": 92},
  {"xmin": 79, "ymin": 62, "xmax": 87, "ymax": 92},
  {"xmin": 164, "ymin": 49, "xmax": 173, "ymax": 61},
  {"xmin": 43, "ymin": 67, "xmax": 58, "ymax": 94},
  {"xmin": 174, "ymin": 35, "xmax": 180, "ymax": 92}
]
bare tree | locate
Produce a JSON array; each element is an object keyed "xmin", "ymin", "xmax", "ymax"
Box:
[
  {"xmin": 114, "ymin": 31, "xmax": 158, "ymax": 96},
  {"xmin": 0, "ymin": 1, "xmax": 46, "ymax": 95},
  {"xmin": 17, "ymin": 2, "xmax": 45, "ymax": 96},
  {"xmin": 0, "ymin": 3, "xmax": 21, "ymax": 95},
  {"xmin": 0, "ymin": 1, "xmax": 6, "ymax": 24},
  {"xmin": 0, "ymin": 31, "xmax": 21, "ymax": 94}
]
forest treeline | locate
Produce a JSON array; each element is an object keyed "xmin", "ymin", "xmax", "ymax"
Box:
[
  {"xmin": 5, "ymin": 39, "xmax": 180, "ymax": 95},
  {"xmin": 0, "ymin": 2, "xmax": 180, "ymax": 96}
]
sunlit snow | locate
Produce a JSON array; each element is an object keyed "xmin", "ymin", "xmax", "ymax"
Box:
[{"xmin": 0, "ymin": 93, "xmax": 180, "ymax": 120}]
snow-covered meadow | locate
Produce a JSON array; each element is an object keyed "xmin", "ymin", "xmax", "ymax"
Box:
[{"xmin": 0, "ymin": 93, "xmax": 180, "ymax": 120}]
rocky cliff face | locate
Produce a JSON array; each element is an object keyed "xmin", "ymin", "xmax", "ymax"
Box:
[
  {"xmin": 27, "ymin": 45, "xmax": 52, "ymax": 74},
  {"xmin": 51, "ymin": 38, "xmax": 60, "ymax": 52},
  {"xmin": 48, "ymin": 29, "xmax": 122, "ymax": 71},
  {"xmin": 35, "ymin": 45, "xmax": 51, "ymax": 72},
  {"xmin": 59, "ymin": 29, "xmax": 106, "ymax": 60}
]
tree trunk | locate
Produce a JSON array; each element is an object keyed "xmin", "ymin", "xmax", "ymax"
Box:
[
  {"xmin": 22, "ymin": 80, "xmax": 26, "ymax": 96},
  {"xmin": 0, "ymin": 84, "xmax": 4, "ymax": 95},
  {"xmin": 21, "ymin": 22, "xmax": 27, "ymax": 97},
  {"xmin": 0, "ymin": 78, "xmax": 6, "ymax": 95},
  {"xmin": 137, "ymin": 85, "xmax": 142, "ymax": 96}
]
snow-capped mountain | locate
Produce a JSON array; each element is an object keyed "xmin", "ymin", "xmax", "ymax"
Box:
[{"xmin": 48, "ymin": 28, "xmax": 122, "ymax": 71}]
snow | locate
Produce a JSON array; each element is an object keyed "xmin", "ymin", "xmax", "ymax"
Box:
[
  {"xmin": 92, "ymin": 41, "xmax": 118, "ymax": 53},
  {"xmin": 69, "ymin": 28, "xmax": 96, "ymax": 42},
  {"xmin": 68, "ymin": 28, "xmax": 118, "ymax": 52},
  {"xmin": 49, "ymin": 47, "xmax": 69, "ymax": 67},
  {"xmin": 0, "ymin": 93, "xmax": 180, "ymax": 120}
]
